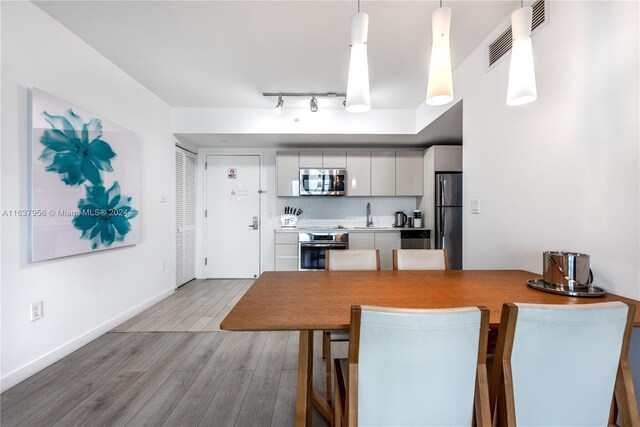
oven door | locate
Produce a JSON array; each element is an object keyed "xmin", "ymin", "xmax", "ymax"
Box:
[{"xmin": 299, "ymin": 242, "xmax": 347, "ymax": 271}]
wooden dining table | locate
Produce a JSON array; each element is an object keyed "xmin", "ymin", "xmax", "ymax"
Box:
[{"xmin": 220, "ymin": 270, "xmax": 640, "ymax": 427}]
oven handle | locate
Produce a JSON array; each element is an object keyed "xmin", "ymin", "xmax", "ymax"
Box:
[{"xmin": 299, "ymin": 243, "xmax": 348, "ymax": 248}]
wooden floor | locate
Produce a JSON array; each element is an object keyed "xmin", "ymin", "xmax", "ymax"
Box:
[{"xmin": 1, "ymin": 280, "xmax": 335, "ymax": 427}]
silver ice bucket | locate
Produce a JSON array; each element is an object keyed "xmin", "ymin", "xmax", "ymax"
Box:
[{"xmin": 543, "ymin": 251, "xmax": 593, "ymax": 290}]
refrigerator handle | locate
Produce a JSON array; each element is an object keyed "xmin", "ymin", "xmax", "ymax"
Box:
[
  {"xmin": 440, "ymin": 208, "xmax": 445, "ymax": 238},
  {"xmin": 439, "ymin": 175, "xmax": 445, "ymax": 207}
]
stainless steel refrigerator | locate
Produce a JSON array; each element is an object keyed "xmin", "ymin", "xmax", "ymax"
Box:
[{"xmin": 435, "ymin": 173, "xmax": 462, "ymax": 270}]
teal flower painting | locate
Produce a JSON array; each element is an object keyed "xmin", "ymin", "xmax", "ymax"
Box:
[
  {"xmin": 31, "ymin": 89, "xmax": 140, "ymax": 262},
  {"xmin": 39, "ymin": 109, "xmax": 116, "ymax": 186},
  {"xmin": 72, "ymin": 182, "xmax": 139, "ymax": 250}
]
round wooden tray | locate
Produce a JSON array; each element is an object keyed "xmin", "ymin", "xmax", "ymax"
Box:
[{"xmin": 527, "ymin": 278, "xmax": 606, "ymax": 297}]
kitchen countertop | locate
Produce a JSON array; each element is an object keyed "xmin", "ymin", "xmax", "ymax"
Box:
[{"xmin": 275, "ymin": 227, "xmax": 430, "ymax": 232}]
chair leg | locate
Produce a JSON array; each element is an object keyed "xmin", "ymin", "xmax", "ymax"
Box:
[
  {"xmin": 334, "ymin": 370, "xmax": 343, "ymax": 427},
  {"xmin": 323, "ymin": 331, "xmax": 332, "ymax": 404}
]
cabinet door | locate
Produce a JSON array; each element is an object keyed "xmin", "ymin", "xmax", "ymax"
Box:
[
  {"xmin": 434, "ymin": 146, "xmax": 462, "ymax": 172},
  {"xmin": 299, "ymin": 151, "xmax": 323, "ymax": 168},
  {"xmin": 346, "ymin": 152, "xmax": 371, "ymax": 196},
  {"xmin": 275, "ymin": 258, "xmax": 299, "ymax": 271},
  {"xmin": 349, "ymin": 232, "xmax": 375, "ymax": 249},
  {"xmin": 322, "ymin": 151, "xmax": 347, "ymax": 169},
  {"xmin": 277, "ymin": 152, "xmax": 300, "ymax": 196},
  {"xmin": 375, "ymin": 232, "xmax": 401, "ymax": 271},
  {"xmin": 371, "ymin": 152, "xmax": 396, "ymax": 196},
  {"xmin": 396, "ymin": 151, "xmax": 424, "ymax": 196}
]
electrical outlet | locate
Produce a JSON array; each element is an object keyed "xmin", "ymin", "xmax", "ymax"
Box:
[
  {"xmin": 30, "ymin": 301, "xmax": 43, "ymax": 322},
  {"xmin": 161, "ymin": 261, "xmax": 165, "ymax": 271}
]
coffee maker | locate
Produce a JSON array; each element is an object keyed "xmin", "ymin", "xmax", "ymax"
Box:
[{"xmin": 413, "ymin": 210, "xmax": 422, "ymax": 228}]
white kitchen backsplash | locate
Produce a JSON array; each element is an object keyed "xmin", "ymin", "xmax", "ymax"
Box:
[{"xmin": 275, "ymin": 197, "xmax": 417, "ymax": 228}]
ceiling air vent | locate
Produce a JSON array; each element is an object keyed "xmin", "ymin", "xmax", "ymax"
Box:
[{"xmin": 488, "ymin": 0, "xmax": 547, "ymax": 68}]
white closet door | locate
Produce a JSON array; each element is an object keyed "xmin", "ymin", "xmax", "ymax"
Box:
[
  {"xmin": 183, "ymin": 153, "xmax": 196, "ymax": 281},
  {"xmin": 175, "ymin": 147, "xmax": 196, "ymax": 287}
]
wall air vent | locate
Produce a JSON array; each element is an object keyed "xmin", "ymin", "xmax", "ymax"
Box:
[{"xmin": 488, "ymin": 0, "xmax": 548, "ymax": 68}]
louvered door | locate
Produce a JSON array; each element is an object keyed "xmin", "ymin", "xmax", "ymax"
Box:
[{"xmin": 176, "ymin": 147, "xmax": 196, "ymax": 287}]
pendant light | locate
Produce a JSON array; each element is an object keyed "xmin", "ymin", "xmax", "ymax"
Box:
[
  {"xmin": 507, "ymin": 1, "xmax": 537, "ymax": 106},
  {"xmin": 346, "ymin": 0, "xmax": 371, "ymax": 113},
  {"xmin": 426, "ymin": 0, "xmax": 453, "ymax": 106}
]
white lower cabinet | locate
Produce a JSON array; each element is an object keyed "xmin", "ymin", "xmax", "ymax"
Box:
[
  {"xmin": 374, "ymin": 232, "xmax": 401, "ymax": 271},
  {"xmin": 348, "ymin": 231, "xmax": 400, "ymax": 270},
  {"xmin": 274, "ymin": 231, "xmax": 402, "ymax": 271},
  {"xmin": 274, "ymin": 232, "xmax": 299, "ymax": 271},
  {"xmin": 349, "ymin": 232, "xmax": 375, "ymax": 249}
]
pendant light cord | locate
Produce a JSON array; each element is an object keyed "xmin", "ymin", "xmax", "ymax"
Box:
[
  {"xmin": 357, "ymin": 0, "xmax": 360, "ymax": 13},
  {"xmin": 440, "ymin": 0, "xmax": 443, "ymax": 7}
]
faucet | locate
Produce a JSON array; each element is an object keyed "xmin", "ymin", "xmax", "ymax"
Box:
[{"xmin": 366, "ymin": 202, "xmax": 373, "ymax": 227}]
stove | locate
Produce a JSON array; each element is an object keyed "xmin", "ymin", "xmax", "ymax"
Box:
[{"xmin": 298, "ymin": 231, "xmax": 349, "ymax": 271}]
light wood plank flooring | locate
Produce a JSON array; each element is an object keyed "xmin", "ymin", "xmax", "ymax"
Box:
[{"xmin": 1, "ymin": 279, "xmax": 336, "ymax": 427}]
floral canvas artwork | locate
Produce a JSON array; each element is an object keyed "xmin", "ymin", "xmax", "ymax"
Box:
[{"xmin": 30, "ymin": 89, "xmax": 140, "ymax": 262}]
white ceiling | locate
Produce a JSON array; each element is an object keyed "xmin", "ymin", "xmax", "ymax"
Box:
[{"xmin": 35, "ymin": 1, "xmax": 517, "ymax": 110}]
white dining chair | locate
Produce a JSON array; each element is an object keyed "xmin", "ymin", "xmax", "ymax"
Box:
[
  {"xmin": 392, "ymin": 248, "xmax": 449, "ymax": 270},
  {"xmin": 490, "ymin": 301, "xmax": 639, "ymax": 426},
  {"xmin": 333, "ymin": 305, "xmax": 491, "ymax": 427},
  {"xmin": 322, "ymin": 249, "xmax": 380, "ymax": 404},
  {"xmin": 326, "ymin": 249, "xmax": 380, "ymax": 271}
]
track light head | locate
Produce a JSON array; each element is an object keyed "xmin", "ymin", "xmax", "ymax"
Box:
[
  {"xmin": 310, "ymin": 97, "xmax": 319, "ymax": 113},
  {"xmin": 274, "ymin": 96, "xmax": 284, "ymax": 113}
]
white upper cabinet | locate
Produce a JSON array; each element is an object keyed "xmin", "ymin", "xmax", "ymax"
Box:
[
  {"xmin": 277, "ymin": 150, "xmax": 424, "ymax": 197},
  {"xmin": 434, "ymin": 146, "xmax": 462, "ymax": 172},
  {"xmin": 396, "ymin": 151, "xmax": 424, "ymax": 196},
  {"xmin": 299, "ymin": 151, "xmax": 323, "ymax": 168},
  {"xmin": 346, "ymin": 152, "xmax": 371, "ymax": 196},
  {"xmin": 300, "ymin": 151, "xmax": 347, "ymax": 169},
  {"xmin": 322, "ymin": 151, "xmax": 347, "ymax": 169},
  {"xmin": 276, "ymin": 151, "xmax": 300, "ymax": 196},
  {"xmin": 371, "ymin": 151, "xmax": 396, "ymax": 196}
]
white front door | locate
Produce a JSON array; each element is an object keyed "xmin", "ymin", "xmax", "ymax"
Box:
[{"xmin": 205, "ymin": 155, "xmax": 260, "ymax": 278}]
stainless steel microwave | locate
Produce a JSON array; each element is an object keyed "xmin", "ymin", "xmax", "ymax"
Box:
[{"xmin": 299, "ymin": 169, "xmax": 347, "ymax": 196}]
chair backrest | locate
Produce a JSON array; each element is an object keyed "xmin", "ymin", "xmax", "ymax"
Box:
[
  {"xmin": 347, "ymin": 305, "xmax": 491, "ymax": 426},
  {"xmin": 392, "ymin": 249, "xmax": 449, "ymax": 270},
  {"xmin": 325, "ymin": 249, "xmax": 380, "ymax": 271},
  {"xmin": 491, "ymin": 302, "xmax": 638, "ymax": 426}
]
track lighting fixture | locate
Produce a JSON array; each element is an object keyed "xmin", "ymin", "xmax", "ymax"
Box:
[
  {"xmin": 263, "ymin": 93, "xmax": 346, "ymax": 113},
  {"xmin": 310, "ymin": 97, "xmax": 319, "ymax": 113},
  {"xmin": 274, "ymin": 96, "xmax": 284, "ymax": 113}
]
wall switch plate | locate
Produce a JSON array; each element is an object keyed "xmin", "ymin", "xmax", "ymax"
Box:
[
  {"xmin": 30, "ymin": 301, "xmax": 43, "ymax": 322},
  {"xmin": 471, "ymin": 199, "xmax": 480, "ymax": 214}
]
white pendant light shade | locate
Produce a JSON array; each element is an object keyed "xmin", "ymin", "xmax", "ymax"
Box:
[
  {"xmin": 346, "ymin": 12, "xmax": 371, "ymax": 113},
  {"xmin": 507, "ymin": 6, "xmax": 537, "ymax": 106},
  {"xmin": 426, "ymin": 7, "xmax": 453, "ymax": 106}
]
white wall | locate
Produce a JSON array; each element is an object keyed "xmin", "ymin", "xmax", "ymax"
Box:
[
  {"xmin": 173, "ymin": 107, "xmax": 417, "ymax": 135},
  {"xmin": 427, "ymin": 0, "xmax": 640, "ymax": 402},
  {"xmin": 0, "ymin": 2, "xmax": 175, "ymax": 391}
]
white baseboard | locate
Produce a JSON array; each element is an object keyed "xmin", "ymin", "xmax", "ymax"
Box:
[{"xmin": 0, "ymin": 286, "xmax": 175, "ymax": 393}]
